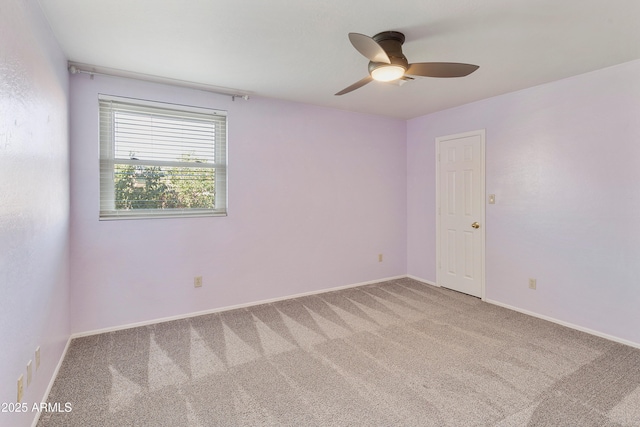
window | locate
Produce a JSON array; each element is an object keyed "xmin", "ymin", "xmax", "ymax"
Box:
[{"xmin": 99, "ymin": 95, "xmax": 227, "ymax": 219}]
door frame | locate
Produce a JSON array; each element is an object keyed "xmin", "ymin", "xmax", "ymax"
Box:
[{"xmin": 435, "ymin": 129, "xmax": 486, "ymax": 300}]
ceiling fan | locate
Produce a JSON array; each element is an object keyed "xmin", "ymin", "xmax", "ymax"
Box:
[{"xmin": 336, "ymin": 31, "xmax": 479, "ymax": 96}]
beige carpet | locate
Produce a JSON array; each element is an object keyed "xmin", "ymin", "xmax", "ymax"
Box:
[{"xmin": 39, "ymin": 278, "xmax": 640, "ymax": 426}]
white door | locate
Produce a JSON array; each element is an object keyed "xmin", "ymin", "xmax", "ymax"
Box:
[{"xmin": 436, "ymin": 130, "xmax": 485, "ymax": 298}]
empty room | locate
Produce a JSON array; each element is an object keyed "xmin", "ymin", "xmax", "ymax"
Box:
[{"xmin": 2, "ymin": 0, "xmax": 640, "ymax": 426}]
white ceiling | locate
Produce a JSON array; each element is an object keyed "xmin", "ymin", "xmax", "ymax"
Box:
[{"xmin": 38, "ymin": 0, "xmax": 640, "ymax": 119}]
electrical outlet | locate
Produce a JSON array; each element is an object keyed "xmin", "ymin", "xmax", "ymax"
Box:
[
  {"xmin": 27, "ymin": 361, "xmax": 32, "ymax": 387},
  {"xmin": 529, "ymin": 278, "xmax": 537, "ymax": 290},
  {"xmin": 194, "ymin": 276, "xmax": 203, "ymax": 288},
  {"xmin": 35, "ymin": 346, "xmax": 40, "ymax": 370},
  {"xmin": 17, "ymin": 375, "xmax": 23, "ymax": 402},
  {"xmin": 378, "ymin": 254, "xmax": 383, "ymax": 262}
]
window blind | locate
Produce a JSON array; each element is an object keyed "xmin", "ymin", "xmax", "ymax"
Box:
[{"xmin": 99, "ymin": 95, "xmax": 227, "ymax": 219}]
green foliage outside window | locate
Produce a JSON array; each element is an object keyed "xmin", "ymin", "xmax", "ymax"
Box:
[{"xmin": 114, "ymin": 155, "xmax": 215, "ymax": 210}]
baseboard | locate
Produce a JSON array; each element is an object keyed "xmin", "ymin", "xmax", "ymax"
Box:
[
  {"xmin": 406, "ymin": 275, "xmax": 437, "ymax": 287},
  {"xmin": 71, "ymin": 274, "xmax": 408, "ymax": 338},
  {"xmin": 485, "ymin": 298, "xmax": 640, "ymax": 350},
  {"xmin": 30, "ymin": 336, "xmax": 72, "ymax": 427}
]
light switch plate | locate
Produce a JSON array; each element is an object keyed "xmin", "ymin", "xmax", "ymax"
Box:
[{"xmin": 488, "ymin": 194, "xmax": 496, "ymax": 204}]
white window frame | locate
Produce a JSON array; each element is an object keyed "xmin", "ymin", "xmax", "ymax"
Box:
[{"xmin": 99, "ymin": 94, "xmax": 227, "ymax": 220}]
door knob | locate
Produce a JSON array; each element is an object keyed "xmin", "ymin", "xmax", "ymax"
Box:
[{"xmin": 471, "ymin": 222, "xmax": 480, "ymax": 229}]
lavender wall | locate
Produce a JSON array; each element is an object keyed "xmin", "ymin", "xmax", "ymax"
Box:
[
  {"xmin": 69, "ymin": 74, "xmax": 407, "ymax": 333},
  {"xmin": 407, "ymin": 59, "xmax": 640, "ymax": 345},
  {"xmin": 0, "ymin": 1, "xmax": 70, "ymax": 425}
]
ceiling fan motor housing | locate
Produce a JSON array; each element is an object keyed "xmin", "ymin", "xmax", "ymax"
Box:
[{"xmin": 368, "ymin": 31, "xmax": 409, "ymax": 73}]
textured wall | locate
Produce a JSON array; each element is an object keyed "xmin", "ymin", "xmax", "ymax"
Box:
[
  {"xmin": 0, "ymin": 1, "xmax": 69, "ymax": 426},
  {"xmin": 407, "ymin": 59, "xmax": 640, "ymax": 345},
  {"xmin": 69, "ymin": 74, "xmax": 407, "ymax": 333}
]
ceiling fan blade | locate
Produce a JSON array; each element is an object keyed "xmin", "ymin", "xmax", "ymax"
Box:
[
  {"xmin": 335, "ymin": 76, "xmax": 374, "ymax": 96},
  {"xmin": 348, "ymin": 33, "xmax": 390, "ymax": 64},
  {"xmin": 405, "ymin": 62, "xmax": 479, "ymax": 78}
]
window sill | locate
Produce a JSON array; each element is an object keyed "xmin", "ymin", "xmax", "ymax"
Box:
[{"xmin": 99, "ymin": 210, "xmax": 227, "ymax": 220}]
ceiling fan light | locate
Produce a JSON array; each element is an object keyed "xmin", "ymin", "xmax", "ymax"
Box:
[{"xmin": 371, "ymin": 65, "xmax": 405, "ymax": 82}]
